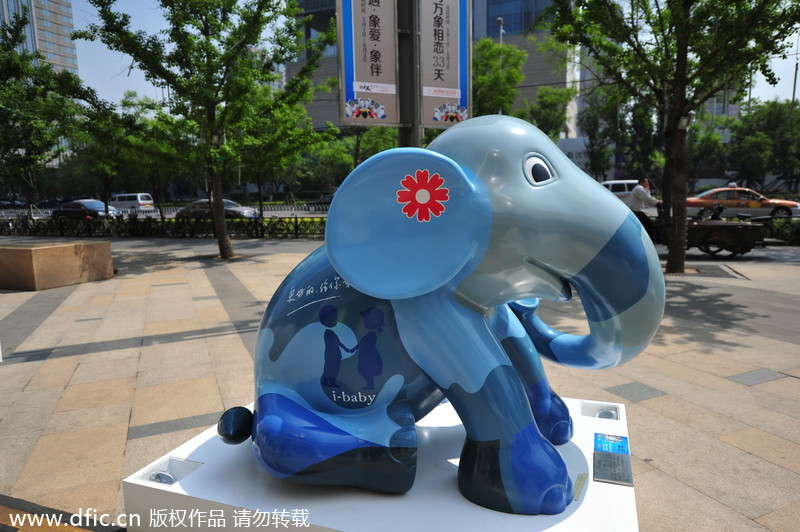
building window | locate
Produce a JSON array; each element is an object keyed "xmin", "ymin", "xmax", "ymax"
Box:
[
  {"xmin": 42, "ymin": 9, "xmax": 51, "ymax": 17},
  {"xmin": 45, "ymin": 41, "xmax": 54, "ymax": 49},
  {"xmin": 60, "ymin": 15, "xmax": 72, "ymax": 24},
  {"xmin": 43, "ymin": 20, "xmax": 51, "ymax": 28}
]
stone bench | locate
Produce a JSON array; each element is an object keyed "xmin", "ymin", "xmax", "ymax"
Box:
[{"xmin": 0, "ymin": 241, "xmax": 114, "ymax": 291}]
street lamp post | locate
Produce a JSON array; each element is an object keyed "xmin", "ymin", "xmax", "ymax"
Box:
[{"xmin": 497, "ymin": 17, "xmax": 505, "ymax": 45}]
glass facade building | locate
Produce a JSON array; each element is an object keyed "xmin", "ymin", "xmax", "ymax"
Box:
[
  {"xmin": 296, "ymin": 0, "xmax": 553, "ymax": 41},
  {"xmin": 473, "ymin": 0, "xmax": 552, "ymax": 39},
  {"xmin": 1, "ymin": 0, "xmax": 78, "ymax": 74}
]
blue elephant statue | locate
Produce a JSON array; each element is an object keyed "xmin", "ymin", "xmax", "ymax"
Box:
[{"xmin": 218, "ymin": 115, "xmax": 665, "ymax": 515}]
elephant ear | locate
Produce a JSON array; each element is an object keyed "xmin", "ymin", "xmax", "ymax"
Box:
[{"xmin": 326, "ymin": 147, "xmax": 491, "ymax": 300}]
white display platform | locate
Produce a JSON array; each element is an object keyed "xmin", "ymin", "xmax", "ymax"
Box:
[{"xmin": 123, "ymin": 398, "xmax": 638, "ymax": 531}]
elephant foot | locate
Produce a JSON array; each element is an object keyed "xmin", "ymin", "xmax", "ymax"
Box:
[
  {"xmin": 458, "ymin": 423, "xmax": 573, "ymax": 515},
  {"xmin": 253, "ymin": 393, "xmax": 417, "ymax": 494},
  {"xmin": 525, "ymin": 381, "xmax": 574, "ymax": 446}
]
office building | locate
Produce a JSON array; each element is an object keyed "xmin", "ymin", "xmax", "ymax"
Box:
[{"xmin": 1, "ymin": 0, "xmax": 79, "ymax": 75}]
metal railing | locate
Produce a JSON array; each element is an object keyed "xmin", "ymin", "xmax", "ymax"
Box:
[
  {"xmin": 0, "ymin": 202, "xmax": 329, "ymax": 220},
  {"xmin": 0, "ymin": 215, "xmax": 327, "ymax": 240}
]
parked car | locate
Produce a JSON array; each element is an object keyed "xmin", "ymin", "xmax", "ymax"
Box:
[
  {"xmin": 109, "ymin": 192, "xmax": 156, "ymax": 216},
  {"xmin": 51, "ymin": 199, "xmax": 119, "ymax": 220},
  {"xmin": 36, "ymin": 198, "xmax": 63, "ymax": 208},
  {"xmin": 306, "ymin": 193, "xmax": 335, "ymax": 207},
  {"xmin": 175, "ymin": 199, "xmax": 258, "ymax": 220},
  {"xmin": 0, "ymin": 199, "xmax": 25, "ymax": 209},
  {"xmin": 600, "ymin": 180, "xmax": 639, "ymax": 204},
  {"xmin": 687, "ymin": 187, "xmax": 800, "ymax": 218}
]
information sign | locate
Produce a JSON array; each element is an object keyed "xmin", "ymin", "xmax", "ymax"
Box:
[
  {"xmin": 418, "ymin": 0, "xmax": 470, "ymax": 128},
  {"xmin": 337, "ymin": 0, "xmax": 400, "ymax": 126}
]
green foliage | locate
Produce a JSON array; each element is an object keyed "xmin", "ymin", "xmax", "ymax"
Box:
[
  {"xmin": 237, "ymin": 84, "xmax": 338, "ymax": 204},
  {"xmin": 728, "ymin": 100, "xmax": 800, "ymax": 191},
  {"xmin": 686, "ymin": 110, "xmax": 725, "ymax": 187},
  {"xmin": 283, "ymin": 136, "xmax": 353, "ymax": 200},
  {"xmin": 472, "ymin": 38, "xmax": 528, "ymax": 116},
  {"xmin": 60, "ymin": 106, "xmax": 130, "ymax": 203},
  {"xmin": 359, "ymin": 127, "xmax": 399, "ymax": 161},
  {"xmin": 576, "ymin": 83, "xmax": 664, "ymax": 182},
  {"xmin": 576, "ymin": 86, "xmax": 619, "ymax": 180},
  {"xmin": 1, "ymin": 8, "xmax": 100, "ymax": 199},
  {"xmin": 74, "ymin": 0, "xmax": 335, "ymax": 257},
  {"xmin": 545, "ymin": 0, "xmax": 800, "ymax": 272},
  {"xmin": 627, "ymin": 100, "xmax": 661, "ymax": 181},
  {"xmin": 513, "ymin": 86, "xmax": 578, "ymax": 141}
]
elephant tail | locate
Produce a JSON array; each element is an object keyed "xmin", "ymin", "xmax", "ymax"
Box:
[{"xmin": 218, "ymin": 406, "xmax": 254, "ymax": 445}]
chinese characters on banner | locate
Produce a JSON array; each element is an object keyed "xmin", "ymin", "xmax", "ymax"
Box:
[
  {"xmin": 338, "ymin": 0, "xmax": 400, "ymax": 125},
  {"xmin": 419, "ymin": 0, "xmax": 469, "ymax": 128}
]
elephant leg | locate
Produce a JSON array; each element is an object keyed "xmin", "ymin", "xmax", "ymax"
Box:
[
  {"xmin": 393, "ymin": 296, "xmax": 573, "ymax": 515},
  {"xmin": 493, "ymin": 303, "xmax": 573, "ymax": 445},
  {"xmin": 447, "ymin": 364, "xmax": 573, "ymax": 515},
  {"xmin": 251, "ymin": 391, "xmax": 417, "ymax": 494}
]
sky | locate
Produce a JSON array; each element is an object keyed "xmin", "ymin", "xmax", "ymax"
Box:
[{"xmin": 71, "ymin": 0, "xmax": 800, "ymax": 107}]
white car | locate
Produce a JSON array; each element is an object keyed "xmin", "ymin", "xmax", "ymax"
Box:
[
  {"xmin": 600, "ymin": 180, "xmax": 639, "ymax": 204},
  {"xmin": 109, "ymin": 193, "xmax": 156, "ymax": 216}
]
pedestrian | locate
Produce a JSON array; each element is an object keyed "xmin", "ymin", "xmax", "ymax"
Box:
[{"xmin": 629, "ymin": 177, "xmax": 661, "ymax": 239}]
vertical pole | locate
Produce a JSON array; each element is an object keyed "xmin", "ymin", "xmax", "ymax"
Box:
[
  {"xmin": 397, "ymin": 0, "xmax": 421, "ymax": 147},
  {"xmin": 791, "ymin": 60, "xmax": 798, "ymax": 113}
]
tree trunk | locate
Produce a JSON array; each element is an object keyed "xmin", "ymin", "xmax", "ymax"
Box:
[
  {"xmin": 210, "ymin": 169, "xmax": 235, "ymax": 259},
  {"xmin": 664, "ymin": 4, "xmax": 690, "ymax": 275},
  {"xmin": 352, "ymin": 127, "xmax": 365, "ymax": 167},
  {"xmin": 665, "ymin": 124, "xmax": 689, "ymax": 274}
]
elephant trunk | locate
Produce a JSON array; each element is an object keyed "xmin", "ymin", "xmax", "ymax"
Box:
[{"xmin": 513, "ymin": 214, "xmax": 665, "ymax": 369}]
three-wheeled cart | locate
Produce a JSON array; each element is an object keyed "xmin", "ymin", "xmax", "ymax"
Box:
[
  {"xmin": 686, "ymin": 219, "xmax": 765, "ymax": 256},
  {"xmin": 652, "ymin": 205, "xmax": 765, "ymax": 257}
]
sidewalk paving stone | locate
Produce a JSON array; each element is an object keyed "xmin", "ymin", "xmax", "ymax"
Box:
[{"xmin": 0, "ymin": 238, "xmax": 798, "ymax": 530}]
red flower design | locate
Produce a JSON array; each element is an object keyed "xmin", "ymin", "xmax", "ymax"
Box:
[{"xmin": 396, "ymin": 169, "xmax": 450, "ymax": 222}]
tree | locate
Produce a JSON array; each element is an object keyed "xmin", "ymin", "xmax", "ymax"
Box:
[
  {"xmin": 627, "ymin": 100, "xmax": 662, "ymax": 181},
  {"xmin": 1, "ymin": 9, "xmax": 100, "ymax": 203},
  {"xmin": 76, "ymin": 0, "xmax": 334, "ymax": 258},
  {"xmin": 728, "ymin": 130, "xmax": 774, "ymax": 189},
  {"xmin": 63, "ymin": 105, "xmax": 132, "ymax": 207},
  {"xmin": 472, "ymin": 38, "xmax": 528, "ymax": 116},
  {"xmin": 545, "ymin": 0, "xmax": 800, "ymax": 273},
  {"xmin": 577, "ymin": 87, "xmax": 617, "ymax": 180},
  {"xmin": 295, "ymin": 137, "xmax": 354, "ymax": 194},
  {"xmin": 728, "ymin": 100, "xmax": 800, "ymax": 191},
  {"xmin": 119, "ymin": 93, "xmax": 200, "ymax": 218},
  {"xmin": 358, "ymin": 127, "xmax": 399, "ymax": 164},
  {"xmin": 238, "ymin": 84, "xmax": 337, "ymax": 209},
  {"xmin": 513, "ymin": 86, "xmax": 578, "ymax": 141},
  {"xmin": 686, "ymin": 110, "xmax": 725, "ymax": 189}
]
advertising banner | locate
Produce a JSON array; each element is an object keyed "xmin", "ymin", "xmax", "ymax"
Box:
[
  {"xmin": 418, "ymin": 0, "xmax": 470, "ymax": 128},
  {"xmin": 337, "ymin": 0, "xmax": 400, "ymax": 126}
]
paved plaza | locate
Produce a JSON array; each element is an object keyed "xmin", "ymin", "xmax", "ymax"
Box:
[{"xmin": 0, "ymin": 237, "xmax": 798, "ymax": 531}]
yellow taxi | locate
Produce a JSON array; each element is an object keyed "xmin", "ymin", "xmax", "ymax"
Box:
[{"xmin": 687, "ymin": 187, "xmax": 800, "ymax": 218}]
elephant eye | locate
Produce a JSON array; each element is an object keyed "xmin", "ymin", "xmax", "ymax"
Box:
[{"xmin": 523, "ymin": 155, "xmax": 555, "ymax": 186}]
